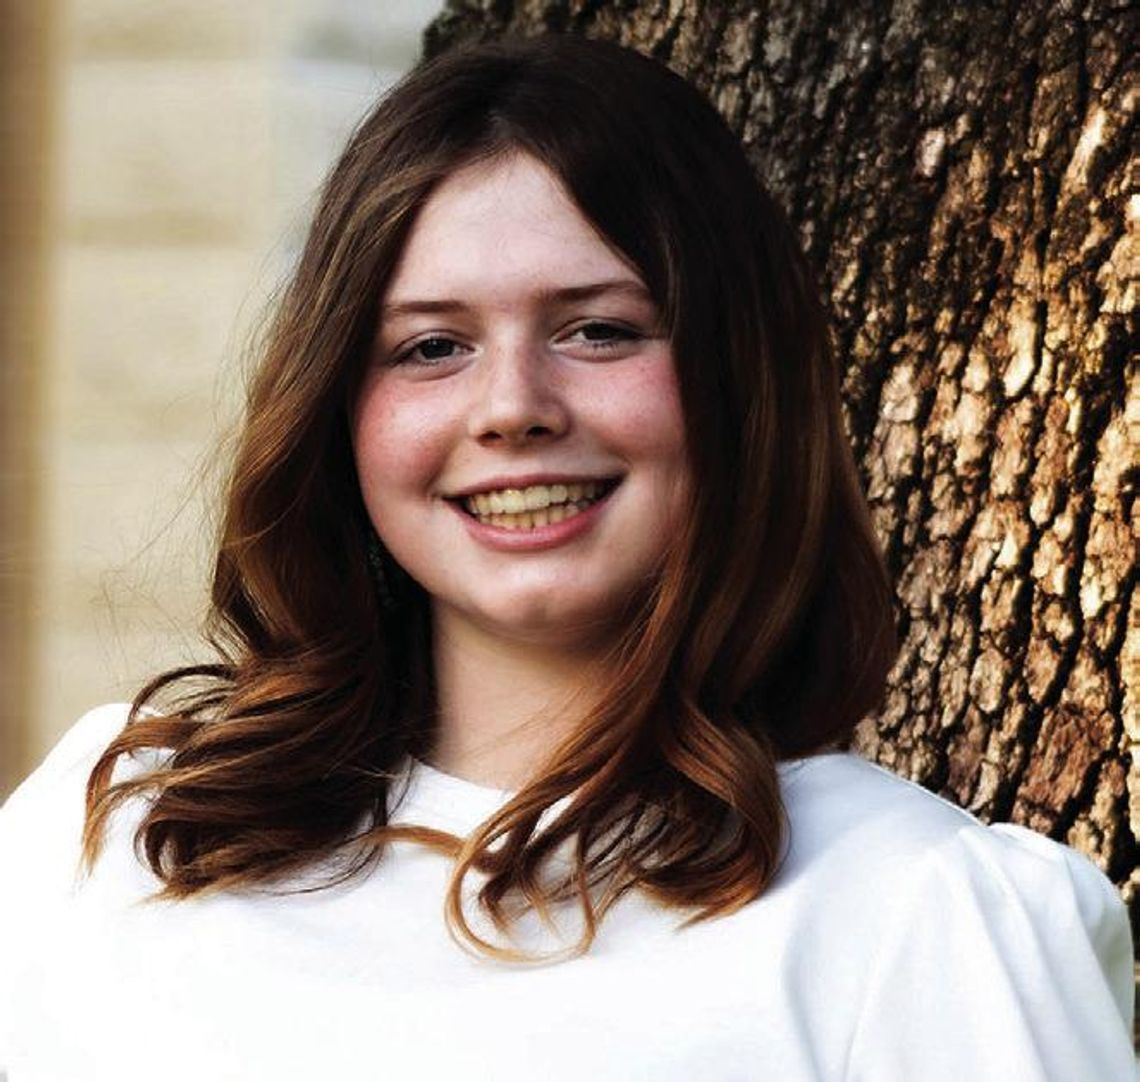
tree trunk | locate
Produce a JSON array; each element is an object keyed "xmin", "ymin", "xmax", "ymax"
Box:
[{"xmin": 423, "ymin": 1, "xmax": 1138, "ymax": 936}]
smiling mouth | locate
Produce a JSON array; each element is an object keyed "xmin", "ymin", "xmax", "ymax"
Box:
[{"xmin": 455, "ymin": 479, "xmax": 621, "ymax": 529}]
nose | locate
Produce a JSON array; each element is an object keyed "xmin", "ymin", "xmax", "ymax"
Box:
[{"xmin": 466, "ymin": 336, "xmax": 570, "ymax": 446}]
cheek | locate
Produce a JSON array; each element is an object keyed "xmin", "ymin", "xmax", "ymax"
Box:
[
  {"xmin": 628, "ymin": 363, "xmax": 693, "ymax": 523},
  {"xmin": 597, "ymin": 358, "xmax": 689, "ymax": 465},
  {"xmin": 352, "ymin": 378, "xmax": 449, "ymax": 498}
]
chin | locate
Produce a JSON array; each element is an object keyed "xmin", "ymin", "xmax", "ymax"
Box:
[{"xmin": 471, "ymin": 593, "xmax": 628, "ymax": 649}]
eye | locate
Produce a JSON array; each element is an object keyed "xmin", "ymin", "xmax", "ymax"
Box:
[
  {"xmin": 564, "ymin": 321, "xmax": 642, "ymax": 350},
  {"xmin": 394, "ymin": 335, "xmax": 468, "ymax": 366}
]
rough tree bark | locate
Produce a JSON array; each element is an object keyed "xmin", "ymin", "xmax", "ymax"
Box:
[{"xmin": 423, "ymin": 2, "xmax": 1138, "ymax": 939}]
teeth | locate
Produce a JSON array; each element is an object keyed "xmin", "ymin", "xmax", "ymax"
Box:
[
  {"xmin": 461, "ymin": 480, "xmax": 613, "ymax": 519},
  {"xmin": 466, "ymin": 494, "xmax": 599, "ymax": 530}
]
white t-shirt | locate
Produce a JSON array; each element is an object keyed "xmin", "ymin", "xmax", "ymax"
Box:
[{"xmin": 0, "ymin": 703, "xmax": 1134, "ymax": 1081}]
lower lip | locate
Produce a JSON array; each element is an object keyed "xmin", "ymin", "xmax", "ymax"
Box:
[{"xmin": 449, "ymin": 487, "xmax": 618, "ymax": 552}]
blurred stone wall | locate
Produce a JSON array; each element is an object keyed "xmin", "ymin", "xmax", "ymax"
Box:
[{"xmin": 2, "ymin": 0, "xmax": 441, "ymax": 797}]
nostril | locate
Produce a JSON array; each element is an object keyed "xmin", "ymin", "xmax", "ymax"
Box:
[{"xmin": 478, "ymin": 423, "xmax": 556, "ymax": 444}]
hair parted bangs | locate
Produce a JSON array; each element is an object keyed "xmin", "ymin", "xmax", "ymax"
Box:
[{"xmin": 82, "ymin": 35, "xmax": 898, "ymax": 962}]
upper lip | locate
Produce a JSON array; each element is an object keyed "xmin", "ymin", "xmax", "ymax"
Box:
[{"xmin": 445, "ymin": 472, "xmax": 623, "ymax": 499}]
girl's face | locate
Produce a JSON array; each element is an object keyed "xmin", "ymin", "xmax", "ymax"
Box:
[{"xmin": 352, "ymin": 152, "xmax": 691, "ymax": 654}]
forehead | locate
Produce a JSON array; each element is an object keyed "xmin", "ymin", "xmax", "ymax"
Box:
[{"xmin": 384, "ymin": 152, "xmax": 642, "ymax": 302}]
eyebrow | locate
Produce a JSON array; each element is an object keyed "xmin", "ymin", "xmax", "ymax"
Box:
[{"xmin": 380, "ymin": 279, "xmax": 654, "ymax": 319}]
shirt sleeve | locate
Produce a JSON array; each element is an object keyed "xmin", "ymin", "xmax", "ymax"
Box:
[{"xmin": 844, "ymin": 821, "xmax": 1136, "ymax": 1081}]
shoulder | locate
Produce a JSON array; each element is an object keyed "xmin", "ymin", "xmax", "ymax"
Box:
[
  {"xmin": 0, "ymin": 704, "xmax": 133, "ymax": 885},
  {"xmin": 2, "ymin": 703, "xmax": 133, "ymax": 812},
  {"xmin": 779, "ymin": 752, "xmax": 1131, "ymax": 983},
  {"xmin": 781, "ymin": 751, "xmax": 1117, "ymax": 895},
  {"xmin": 778, "ymin": 753, "xmax": 1135, "ymax": 1078},
  {"xmin": 779, "ymin": 750, "xmax": 977, "ymax": 858}
]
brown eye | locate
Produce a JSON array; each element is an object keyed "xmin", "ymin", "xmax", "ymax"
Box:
[
  {"xmin": 568, "ymin": 322, "xmax": 641, "ymax": 349},
  {"xmin": 418, "ymin": 337, "xmax": 458, "ymax": 359},
  {"xmin": 583, "ymin": 322, "xmax": 636, "ymax": 340},
  {"xmin": 397, "ymin": 336, "xmax": 466, "ymax": 365}
]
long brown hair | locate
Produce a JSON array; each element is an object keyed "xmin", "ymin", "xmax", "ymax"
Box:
[{"xmin": 83, "ymin": 35, "xmax": 897, "ymax": 961}]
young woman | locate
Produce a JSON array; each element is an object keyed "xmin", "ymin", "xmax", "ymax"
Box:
[{"xmin": 1, "ymin": 35, "xmax": 1133, "ymax": 1081}]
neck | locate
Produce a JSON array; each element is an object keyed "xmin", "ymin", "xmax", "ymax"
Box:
[{"xmin": 427, "ymin": 608, "xmax": 607, "ymax": 790}]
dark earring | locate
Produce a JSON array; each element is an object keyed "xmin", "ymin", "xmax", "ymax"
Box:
[{"xmin": 366, "ymin": 529, "xmax": 399, "ymax": 612}]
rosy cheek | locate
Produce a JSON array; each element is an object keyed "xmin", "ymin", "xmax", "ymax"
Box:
[
  {"xmin": 354, "ymin": 384, "xmax": 416, "ymax": 478},
  {"xmin": 357, "ymin": 376, "xmax": 415, "ymax": 433},
  {"xmin": 599, "ymin": 358, "xmax": 687, "ymax": 453}
]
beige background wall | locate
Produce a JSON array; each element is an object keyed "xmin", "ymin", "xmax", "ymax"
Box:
[{"xmin": 2, "ymin": 1, "xmax": 442, "ymax": 798}]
